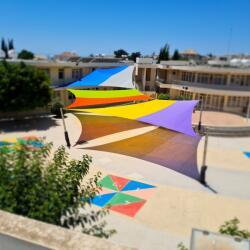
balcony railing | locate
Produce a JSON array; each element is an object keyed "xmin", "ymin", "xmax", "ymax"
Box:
[{"xmin": 171, "ymin": 80, "xmax": 250, "ymax": 91}]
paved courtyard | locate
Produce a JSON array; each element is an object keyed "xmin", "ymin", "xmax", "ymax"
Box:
[
  {"xmin": 193, "ymin": 110, "xmax": 250, "ymax": 127},
  {"xmin": 1, "ymin": 113, "xmax": 250, "ymax": 250}
]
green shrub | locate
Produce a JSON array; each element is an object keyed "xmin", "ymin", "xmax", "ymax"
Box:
[
  {"xmin": 51, "ymin": 102, "xmax": 64, "ymax": 117},
  {"xmin": 0, "ymin": 142, "xmax": 115, "ymax": 238},
  {"xmin": 219, "ymin": 217, "xmax": 250, "ymax": 239},
  {"xmin": 158, "ymin": 93, "xmax": 170, "ymax": 100},
  {"xmin": 0, "ymin": 61, "xmax": 51, "ymax": 112}
]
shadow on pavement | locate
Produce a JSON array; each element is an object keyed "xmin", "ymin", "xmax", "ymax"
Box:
[{"xmin": 0, "ymin": 115, "xmax": 60, "ymax": 133}]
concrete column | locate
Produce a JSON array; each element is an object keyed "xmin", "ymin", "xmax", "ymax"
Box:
[
  {"xmin": 226, "ymin": 74, "xmax": 231, "ymax": 85},
  {"xmin": 194, "ymin": 73, "xmax": 198, "ymax": 83},
  {"xmin": 50, "ymin": 68, "xmax": 58, "ymax": 82},
  {"xmin": 150, "ymin": 68, "xmax": 156, "ymax": 91},
  {"xmin": 192, "ymin": 92, "xmax": 196, "ymax": 100},
  {"xmin": 142, "ymin": 68, "xmax": 146, "ymax": 91},
  {"xmin": 223, "ymin": 95, "xmax": 228, "ymax": 111},
  {"xmin": 64, "ymin": 68, "xmax": 72, "ymax": 81}
]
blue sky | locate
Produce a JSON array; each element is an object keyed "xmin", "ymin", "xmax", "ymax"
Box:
[{"xmin": 1, "ymin": 0, "xmax": 250, "ymax": 56}]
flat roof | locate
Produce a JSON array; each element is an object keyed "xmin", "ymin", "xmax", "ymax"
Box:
[{"xmin": 168, "ymin": 65, "xmax": 250, "ymax": 74}]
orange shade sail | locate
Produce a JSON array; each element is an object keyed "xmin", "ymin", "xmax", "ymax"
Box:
[{"xmin": 67, "ymin": 95, "xmax": 151, "ymax": 108}]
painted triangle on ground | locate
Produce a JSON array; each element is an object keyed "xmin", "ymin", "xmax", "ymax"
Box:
[
  {"xmin": 110, "ymin": 175, "xmax": 130, "ymax": 191},
  {"xmin": 121, "ymin": 180, "xmax": 156, "ymax": 191},
  {"xmin": 98, "ymin": 175, "xmax": 118, "ymax": 191},
  {"xmin": 123, "ymin": 189, "xmax": 156, "ymax": 200},
  {"xmin": 91, "ymin": 193, "xmax": 116, "ymax": 207},
  {"xmin": 109, "ymin": 200, "xmax": 146, "ymax": 217},
  {"xmin": 105, "ymin": 192, "xmax": 144, "ymax": 206},
  {"xmin": 98, "ymin": 187, "xmax": 116, "ymax": 195},
  {"xmin": 244, "ymin": 152, "xmax": 250, "ymax": 158}
]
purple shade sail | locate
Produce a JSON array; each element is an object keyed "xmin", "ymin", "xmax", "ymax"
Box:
[{"xmin": 138, "ymin": 100, "xmax": 198, "ymax": 137}]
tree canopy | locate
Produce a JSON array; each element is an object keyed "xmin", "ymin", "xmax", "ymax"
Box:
[
  {"xmin": 129, "ymin": 52, "xmax": 141, "ymax": 62},
  {"xmin": 114, "ymin": 49, "xmax": 128, "ymax": 58},
  {"xmin": 18, "ymin": 49, "xmax": 34, "ymax": 60},
  {"xmin": 172, "ymin": 49, "xmax": 181, "ymax": 60},
  {"xmin": 158, "ymin": 43, "xmax": 170, "ymax": 63},
  {"xmin": 0, "ymin": 142, "xmax": 115, "ymax": 238},
  {"xmin": 1, "ymin": 38, "xmax": 14, "ymax": 59},
  {"xmin": 0, "ymin": 61, "xmax": 51, "ymax": 112}
]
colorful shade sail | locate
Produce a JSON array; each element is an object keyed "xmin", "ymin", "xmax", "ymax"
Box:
[
  {"xmin": 74, "ymin": 114, "xmax": 149, "ymax": 142},
  {"xmin": 75, "ymin": 114, "xmax": 201, "ymax": 180},
  {"xmin": 67, "ymin": 65, "xmax": 135, "ymax": 89},
  {"xmin": 67, "ymin": 89, "xmax": 151, "ymax": 108},
  {"xmin": 71, "ymin": 100, "xmax": 198, "ymax": 136}
]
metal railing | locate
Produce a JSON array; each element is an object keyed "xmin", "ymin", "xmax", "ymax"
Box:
[
  {"xmin": 194, "ymin": 125, "xmax": 250, "ymax": 137},
  {"xmin": 172, "ymin": 80, "xmax": 250, "ymax": 91}
]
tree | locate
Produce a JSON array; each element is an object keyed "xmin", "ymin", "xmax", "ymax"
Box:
[
  {"xmin": 158, "ymin": 43, "xmax": 170, "ymax": 63},
  {"xmin": 0, "ymin": 142, "xmax": 115, "ymax": 238},
  {"xmin": 1, "ymin": 38, "xmax": 15, "ymax": 59},
  {"xmin": 8, "ymin": 39, "xmax": 14, "ymax": 50},
  {"xmin": 1, "ymin": 38, "xmax": 8, "ymax": 59},
  {"xmin": 172, "ymin": 49, "xmax": 181, "ymax": 60},
  {"xmin": 18, "ymin": 49, "xmax": 34, "ymax": 60},
  {"xmin": 219, "ymin": 217, "xmax": 250, "ymax": 239},
  {"xmin": 0, "ymin": 61, "xmax": 51, "ymax": 112},
  {"xmin": 114, "ymin": 49, "xmax": 128, "ymax": 58},
  {"xmin": 129, "ymin": 52, "xmax": 141, "ymax": 62}
]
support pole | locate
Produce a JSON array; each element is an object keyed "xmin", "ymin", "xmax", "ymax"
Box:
[
  {"xmin": 200, "ymin": 132, "xmax": 208, "ymax": 185},
  {"xmin": 246, "ymin": 98, "xmax": 250, "ymax": 123},
  {"xmin": 198, "ymin": 97, "xmax": 203, "ymax": 131},
  {"xmin": 60, "ymin": 108, "xmax": 71, "ymax": 148}
]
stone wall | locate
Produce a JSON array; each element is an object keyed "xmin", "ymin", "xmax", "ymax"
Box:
[{"xmin": 0, "ymin": 210, "xmax": 135, "ymax": 250}]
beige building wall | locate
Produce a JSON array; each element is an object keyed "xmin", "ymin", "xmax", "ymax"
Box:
[
  {"xmin": 34, "ymin": 61, "xmax": 250, "ymax": 115},
  {"xmin": 155, "ymin": 67, "xmax": 250, "ymax": 114}
]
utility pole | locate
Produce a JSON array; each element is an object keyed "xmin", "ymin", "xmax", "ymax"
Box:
[{"xmin": 60, "ymin": 108, "xmax": 71, "ymax": 148}]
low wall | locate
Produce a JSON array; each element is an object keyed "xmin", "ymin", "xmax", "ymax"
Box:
[
  {"xmin": 0, "ymin": 107, "xmax": 51, "ymax": 120},
  {"xmin": 0, "ymin": 210, "xmax": 135, "ymax": 250}
]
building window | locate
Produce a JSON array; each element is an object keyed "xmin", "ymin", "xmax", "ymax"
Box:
[
  {"xmin": 72, "ymin": 68, "xmax": 82, "ymax": 79},
  {"xmin": 212, "ymin": 74, "xmax": 227, "ymax": 85},
  {"xmin": 230, "ymin": 75, "xmax": 245, "ymax": 86},
  {"xmin": 228, "ymin": 96, "xmax": 248, "ymax": 108},
  {"xmin": 58, "ymin": 69, "xmax": 64, "ymax": 80},
  {"xmin": 146, "ymin": 68, "xmax": 151, "ymax": 81}
]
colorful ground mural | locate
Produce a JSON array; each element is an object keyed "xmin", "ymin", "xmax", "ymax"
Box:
[
  {"xmin": 0, "ymin": 136, "xmax": 44, "ymax": 152},
  {"xmin": 244, "ymin": 152, "xmax": 250, "ymax": 158},
  {"xmin": 91, "ymin": 174, "xmax": 156, "ymax": 217}
]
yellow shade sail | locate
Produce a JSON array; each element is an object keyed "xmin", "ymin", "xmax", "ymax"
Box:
[{"xmin": 76, "ymin": 100, "xmax": 176, "ymax": 120}]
